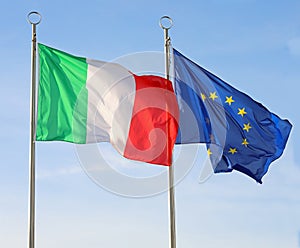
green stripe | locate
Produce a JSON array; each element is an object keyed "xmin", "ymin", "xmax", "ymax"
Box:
[{"xmin": 36, "ymin": 43, "xmax": 88, "ymax": 143}]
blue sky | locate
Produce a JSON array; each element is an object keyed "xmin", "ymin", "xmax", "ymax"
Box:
[{"xmin": 1, "ymin": 0, "xmax": 300, "ymax": 247}]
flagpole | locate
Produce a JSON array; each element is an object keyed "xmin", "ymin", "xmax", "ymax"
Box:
[
  {"xmin": 27, "ymin": 11, "xmax": 41, "ymax": 248},
  {"xmin": 160, "ymin": 16, "xmax": 176, "ymax": 248}
]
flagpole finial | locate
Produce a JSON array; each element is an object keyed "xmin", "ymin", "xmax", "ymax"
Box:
[
  {"xmin": 159, "ymin": 16, "xmax": 173, "ymax": 30},
  {"xmin": 27, "ymin": 11, "xmax": 42, "ymax": 25}
]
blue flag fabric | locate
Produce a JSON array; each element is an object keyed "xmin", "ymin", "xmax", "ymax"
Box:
[{"xmin": 173, "ymin": 48, "xmax": 292, "ymax": 183}]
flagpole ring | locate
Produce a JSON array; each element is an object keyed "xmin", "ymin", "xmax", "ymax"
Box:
[
  {"xmin": 27, "ymin": 11, "xmax": 42, "ymax": 25},
  {"xmin": 159, "ymin": 16, "xmax": 173, "ymax": 30}
]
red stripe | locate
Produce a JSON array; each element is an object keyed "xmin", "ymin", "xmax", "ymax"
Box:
[{"xmin": 123, "ymin": 75, "xmax": 179, "ymax": 166}]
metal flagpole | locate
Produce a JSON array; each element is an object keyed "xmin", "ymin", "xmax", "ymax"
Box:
[
  {"xmin": 159, "ymin": 16, "xmax": 176, "ymax": 248},
  {"xmin": 27, "ymin": 11, "xmax": 41, "ymax": 248}
]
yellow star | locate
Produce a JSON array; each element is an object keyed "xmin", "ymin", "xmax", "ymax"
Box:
[
  {"xmin": 229, "ymin": 147, "xmax": 237, "ymax": 154},
  {"xmin": 207, "ymin": 148, "xmax": 212, "ymax": 156},
  {"xmin": 243, "ymin": 123, "xmax": 252, "ymax": 132},
  {"xmin": 225, "ymin": 96, "xmax": 235, "ymax": 105},
  {"xmin": 209, "ymin": 91, "xmax": 218, "ymax": 101},
  {"xmin": 242, "ymin": 138, "xmax": 249, "ymax": 147},
  {"xmin": 238, "ymin": 107, "xmax": 247, "ymax": 117},
  {"xmin": 201, "ymin": 93, "xmax": 206, "ymax": 101}
]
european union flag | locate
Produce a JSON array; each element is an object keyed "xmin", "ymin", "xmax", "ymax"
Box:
[{"xmin": 173, "ymin": 48, "xmax": 292, "ymax": 183}]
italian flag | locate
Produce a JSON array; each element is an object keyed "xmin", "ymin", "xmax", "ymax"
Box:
[{"xmin": 37, "ymin": 44, "xmax": 179, "ymax": 166}]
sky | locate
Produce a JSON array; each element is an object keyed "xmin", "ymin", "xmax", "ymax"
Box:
[{"xmin": 1, "ymin": 0, "xmax": 300, "ymax": 247}]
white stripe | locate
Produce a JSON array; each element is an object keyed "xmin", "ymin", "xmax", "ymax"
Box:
[{"xmin": 85, "ymin": 59, "xmax": 136, "ymax": 154}]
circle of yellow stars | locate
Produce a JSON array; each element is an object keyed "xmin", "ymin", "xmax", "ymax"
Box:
[{"xmin": 202, "ymin": 92, "xmax": 252, "ymax": 157}]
